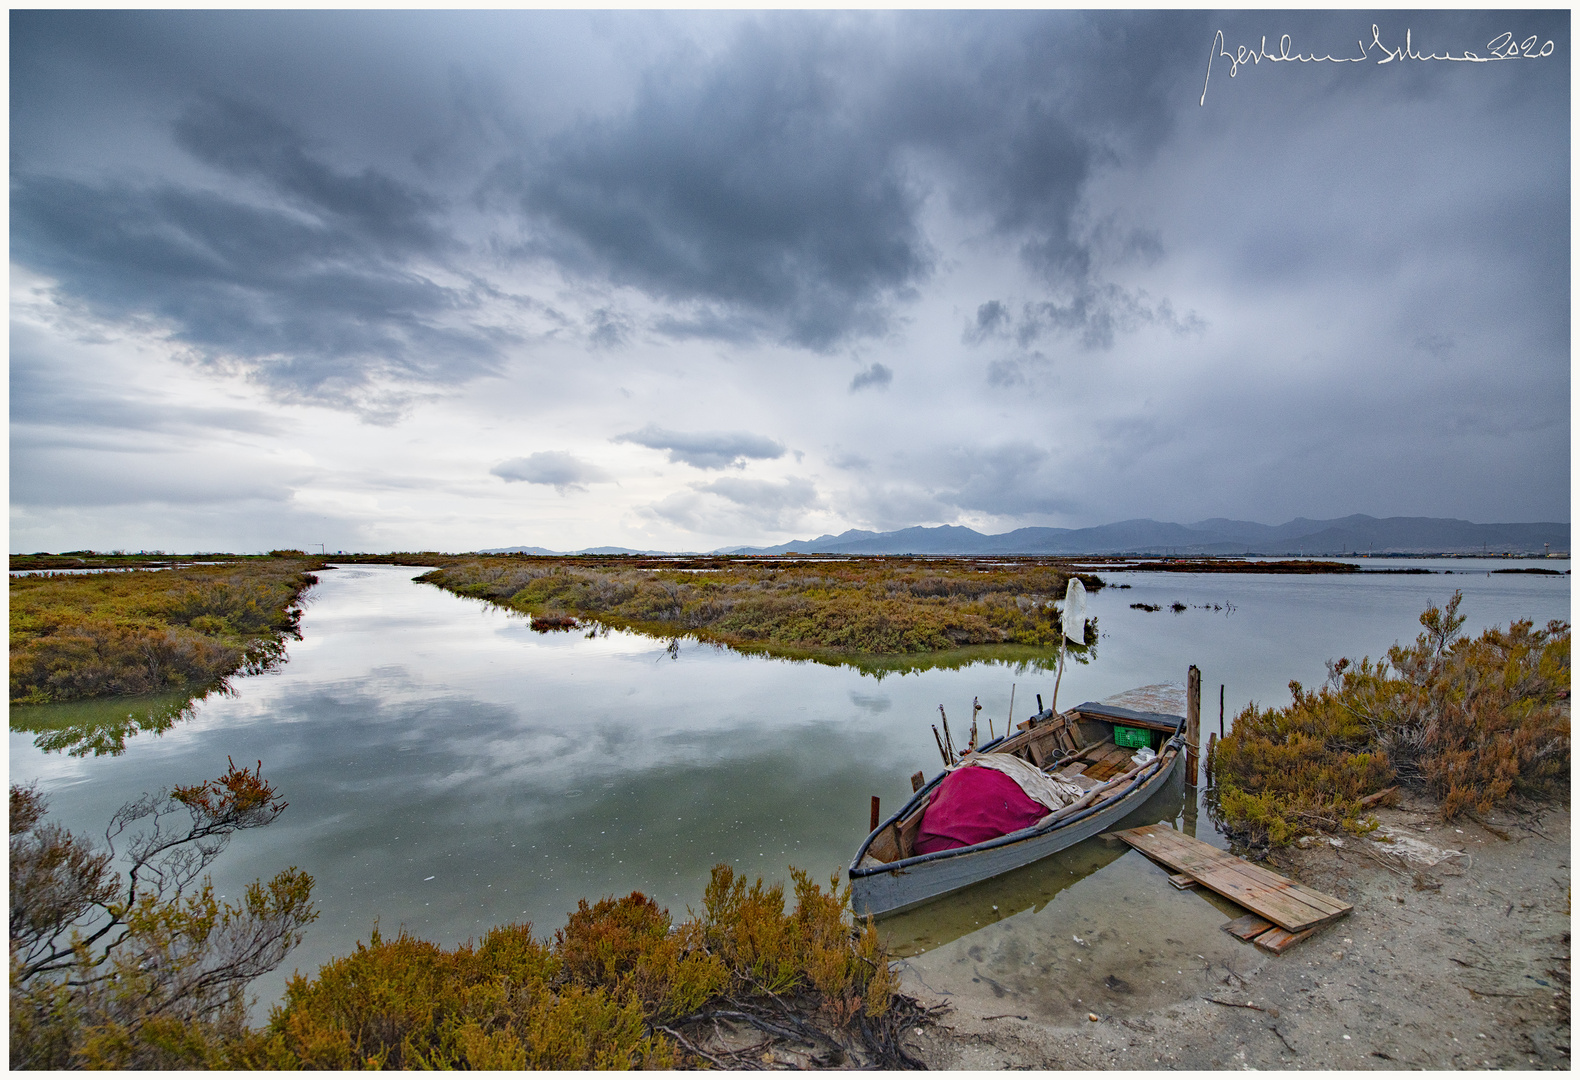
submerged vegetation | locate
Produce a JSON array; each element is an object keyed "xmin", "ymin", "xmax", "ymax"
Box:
[
  {"xmin": 11, "ymin": 768, "xmax": 919, "ymax": 1069},
  {"xmin": 1208, "ymin": 593, "xmax": 1570, "ymax": 849},
  {"xmin": 418, "ymin": 556, "xmax": 1100, "ymax": 669},
  {"xmin": 9, "ymin": 558, "xmax": 322, "ymax": 709}
]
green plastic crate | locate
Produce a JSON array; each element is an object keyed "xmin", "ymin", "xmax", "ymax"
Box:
[{"xmin": 1113, "ymin": 725, "xmax": 1152, "ymax": 749}]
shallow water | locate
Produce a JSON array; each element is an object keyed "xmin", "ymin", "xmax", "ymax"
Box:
[{"xmin": 10, "ymin": 558, "xmax": 1568, "ymax": 1014}]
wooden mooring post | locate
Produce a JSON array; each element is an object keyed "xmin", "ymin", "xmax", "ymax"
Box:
[
  {"xmin": 1185, "ymin": 665, "xmax": 1202, "ymax": 785},
  {"xmin": 870, "ymin": 796, "xmax": 881, "ymax": 832}
]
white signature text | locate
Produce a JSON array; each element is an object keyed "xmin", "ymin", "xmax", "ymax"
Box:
[{"xmin": 1202, "ymin": 26, "xmax": 1556, "ymax": 105}]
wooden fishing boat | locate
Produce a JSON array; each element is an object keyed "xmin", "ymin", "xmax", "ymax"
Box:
[{"xmin": 849, "ymin": 685, "xmax": 1186, "ymax": 918}]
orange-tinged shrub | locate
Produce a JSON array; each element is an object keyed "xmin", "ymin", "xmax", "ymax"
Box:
[
  {"xmin": 261, "ymin": 864, "xmax": 896, "ymax": 1068},
  {"xmin": 1209, "ymin": 593, "xmax": 1569, "ymax": 847}
]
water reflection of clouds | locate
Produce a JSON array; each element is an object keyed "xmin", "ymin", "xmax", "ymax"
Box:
[{"xmin": 13, "ymin": 561, "xmax": 1568, "ymax": 1025}]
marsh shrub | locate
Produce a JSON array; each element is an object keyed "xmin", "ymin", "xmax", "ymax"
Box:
[
  {"xmin": 10, "ymin": 562, "xmax": 318, "ymax": 705},
  {"xmin": 14, "ymin": 780, "xmax": 900, "ymax": 1070},
  {"xmin": 419, "ymin": 558, "xmax": 1099, "ymax": 664},
  {"xmin": 9, "ymin": 766, "xmax": 316, "ymax": 1069},
  {"xmin": 1209, "ymin": 593, "xmax": 1570, "ymax": 847},
  {"xmin": 261, "ymin": 864, "xmax": 896, "ymax": 1069}
]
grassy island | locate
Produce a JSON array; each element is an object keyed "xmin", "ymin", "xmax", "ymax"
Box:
[
  {"xmin": 9, "ymin": 557, "xmax": 324, "ymax": 707},
  {"xmin": 416, "ymin": 556, "xmax": 1100, "ymax": 670}
]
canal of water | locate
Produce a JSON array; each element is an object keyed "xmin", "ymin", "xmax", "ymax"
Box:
[{"xmin": 10, "ymin": 558, "xmax": 1568, "ymax": 1016}]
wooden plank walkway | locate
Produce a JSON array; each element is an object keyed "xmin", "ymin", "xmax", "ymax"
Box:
[{"xmin": 1116, "ymin": 823, "xmax": 1352, "ymax": 935}]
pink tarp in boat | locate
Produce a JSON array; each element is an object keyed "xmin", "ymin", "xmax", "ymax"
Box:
[{"xmin": 913, "ymin": 765, "xmax": 1048, "ymax": 855}]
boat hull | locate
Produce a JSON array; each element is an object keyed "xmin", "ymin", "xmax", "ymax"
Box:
[{"xmin": 850, "ymin": 749, "xmax": 1180, "ymax": 918}]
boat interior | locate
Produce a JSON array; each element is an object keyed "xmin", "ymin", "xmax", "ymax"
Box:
[{"xmin": 861, "ymin": 704, "xmax": 1182, "ymax": 866}]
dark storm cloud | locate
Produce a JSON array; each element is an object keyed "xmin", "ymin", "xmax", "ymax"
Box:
[
  {"xmin": 491, "ymin": 11, "xmax": 1210, "ymax": 352},
  {"xmin": 613, "ymin": 425, "xmax": 786, "ymax": 471},
  {"xmin": 849, "ymin": 363, "xmax": 893, "ymax": 392},
  {"xmin": 969, "ymin": 291, "xmax": 1206, "ymax": 353},
  {"xmin": 11, "ymin": 9, "xmax": 1214, "ymax": 405},
  {"xmin": 11, "ymin": 160, "xmax": 506, "ymax": 418},
  {"xmin": 491, "ymin": 452, "xmax": 611, "ymax": 493},
  {"xmin": 492, "ymin": 17, "xmax": 932, "ymax": 351},
  {"xmin": 173, "ymin": 98, "xmax": 448, "ymax": 256}
]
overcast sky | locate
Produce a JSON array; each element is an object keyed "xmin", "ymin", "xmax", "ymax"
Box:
[{"xmin": 10, "ymin": 10, "xmax": 1569, "ymax": 553}]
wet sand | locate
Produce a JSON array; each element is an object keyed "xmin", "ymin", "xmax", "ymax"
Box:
[{"xmin": 897, "ymin": 793, "xmax": 1570, "ymax": 1069}]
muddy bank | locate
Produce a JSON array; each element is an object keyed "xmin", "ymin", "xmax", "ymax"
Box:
[{"xmin": 896, "ymin": 793, "xmax": 1570, "ymax": 1069}]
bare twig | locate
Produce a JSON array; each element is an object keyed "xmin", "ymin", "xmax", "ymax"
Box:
[{"xmin": 657, "ymin": 1024, "xmax": 738, "ymax": 1069}]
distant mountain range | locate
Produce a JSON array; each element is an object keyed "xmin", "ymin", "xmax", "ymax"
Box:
[{"xmin": 482, "ymin": 515, "xmax": 1569, "ymax": 558}]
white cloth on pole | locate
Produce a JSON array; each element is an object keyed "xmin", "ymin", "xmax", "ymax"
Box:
[{"xmin": 1062, "ymin": 576, "xmax": 1087, "ymax": 644}]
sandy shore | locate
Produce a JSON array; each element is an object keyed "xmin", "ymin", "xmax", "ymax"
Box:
[{"xmin": 897, "ymin": 793, "xmax": 1570, "ymax": 1069}]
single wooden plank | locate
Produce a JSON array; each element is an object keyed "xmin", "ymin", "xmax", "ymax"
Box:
[
  {"xmin": 1223, "ymin": 914, "xmax": 1277, "ymax": 941},
  {"xmin": 1253, "ymin": 924, "xmax": 1322, "ymax": 954},
  {"xmin": 1098, "ymin": 745, "xmax": 1135, "ymax": 768},
  {"xmin": 1054, "ymin": 721, "xmax": 1079, "ymax": 753},
  {"xmin": 1082, "ymin": 745, "xmax": 1134, "ymax": 781},
  {"xmin": 1118, "ymin": 823, "xmax": 1352, "ymax": 932},
  {"xmin": 897, "ymin": 810, "xmax": 924, "ymax": 859},
  {"xmin": 1079, "ymin": 739, "xmax": 1118, "ymax": 763}
]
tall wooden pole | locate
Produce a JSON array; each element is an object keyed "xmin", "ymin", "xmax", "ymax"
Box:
[{"xmin": 1185, "ymin": 665, "xmax": 1202, "ymax": 785}]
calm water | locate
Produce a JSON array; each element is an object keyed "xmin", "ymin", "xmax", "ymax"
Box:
[{"xmin": 10, "ymin": 559, "xmax": 1568, "ymax": 1014}]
